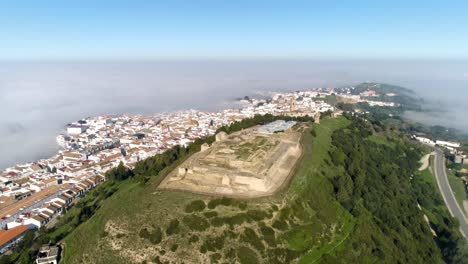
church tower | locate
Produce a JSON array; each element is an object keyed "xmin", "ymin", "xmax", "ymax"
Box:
[{"xmin": 290, "ymin": 97, "xmax": 297, "ymax": 112}]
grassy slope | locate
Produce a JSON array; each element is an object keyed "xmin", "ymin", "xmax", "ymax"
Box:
[
  {"xmin": 62, "ymin": 117, "xmax": 352, "ymax": 263},
  {"xmin": 447, "ymin": 169, "xmax": 467, "ymax": 216},
  {"xmin": 419, "ymin": 168, "xmax": 449, "ymax": 218},
  {"xmin": 287, "ymin": 118, "xmax": 354, "ymax": 263}
]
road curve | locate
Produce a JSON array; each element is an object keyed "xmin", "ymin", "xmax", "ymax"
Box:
[{"xmin": 432, "ymin": 148, "xmax": 468, "ymax": 239}]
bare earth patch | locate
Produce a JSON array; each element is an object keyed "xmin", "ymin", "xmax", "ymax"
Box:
[
  {"xmin": 419, "ymin": 153, "xmax": 433, "ymax": 171},
  {"xmin": 159, "ymin": 125, "xmax": 302, "ymax": 198}
]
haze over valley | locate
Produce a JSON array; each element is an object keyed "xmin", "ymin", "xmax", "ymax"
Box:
[{"xmin": 1, "ymin": 59, "xmax": 468, "ymax": 170}]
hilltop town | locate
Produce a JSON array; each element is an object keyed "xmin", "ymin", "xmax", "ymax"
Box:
[{"xmin": 0, "ymin": 84, "xmax": 407, "ymax": 255}]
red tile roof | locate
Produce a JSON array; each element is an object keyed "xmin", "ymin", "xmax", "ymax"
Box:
[{"xmin": 0, "ymin": 225, "xmax": 28, "ymax": 247}]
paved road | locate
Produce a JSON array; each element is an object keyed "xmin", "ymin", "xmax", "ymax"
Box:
[{"xmin": 433, "ymin": 148, "xmax": 468, "ymax": 239}]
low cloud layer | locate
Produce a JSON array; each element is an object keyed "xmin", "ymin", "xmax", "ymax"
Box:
[{"xmin": 1, "ymin": 60, "xmax": 468, "ymax": 169}]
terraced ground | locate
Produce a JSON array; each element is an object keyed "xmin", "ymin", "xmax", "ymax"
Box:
[{"xmin": 62, "ymin": 117, "xmax": 354, "ymax": 263}]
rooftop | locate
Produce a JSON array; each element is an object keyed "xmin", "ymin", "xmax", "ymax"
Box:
[{"xmin": 0, "ymin": 225, "xmax": 28, "ymax": 247}]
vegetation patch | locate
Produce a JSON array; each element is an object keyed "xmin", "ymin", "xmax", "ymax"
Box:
[
  {"xmin": 188, "ymin": 234, "xmax": 199, "ymax": 244},
  {"xmin": 237, "ymin": 246, "xmax": 258, "ymax": 264},
  {"xmin": 200, "ymin": 235, "xmax": 225, "ymax": 252},
  {"xmin": 207, "ymin": 197, "xmax": 236, "ymax": 209},
  {"xmin": 170, "ymin": 244, "xmax": 178, "ymax": 252},
  {"xmin": 259, "ymin": 225, "xmax": 276, "ymax": 246},
  {"xmin": 203, "ymin": 211, "xmax": 218, "ymax": 218},
  {"xmin": 246, "ymin": 209, "xmax": 271, "ymax": 221},
  {"xmin": 149, "ymin": 227, "xmax": 163, "ymax": 244},
  {"xmin": 184, "ymin": 200, "xmax": 206, "ymax": 213},
  {"xmin": 240, "ymin": 227, "xmax": 264, "ymax": 251},
  {"xmin": 165, "ymin": 219, "xmax": 180, "ymax": 236},
  {"xmin": 182, "ymin": 214, "xmax": 210, "ymax": 232}
]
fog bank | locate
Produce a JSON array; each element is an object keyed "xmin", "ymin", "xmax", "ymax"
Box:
[{"xmin": 1, "ymin": 60, "xmax": 468, "ymax": 169}]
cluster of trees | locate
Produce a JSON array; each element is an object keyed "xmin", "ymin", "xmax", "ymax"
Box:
[
  {"xmin": 328, "ymin": 114, "xmax": 467, "ymax": 263},
  {"xmin": 412, "ymin": 170, "xmax": 468, "ymax": 262},
  {"xmin": 216, "ymin": 113, "xmax": 313, "ymax": 134}
]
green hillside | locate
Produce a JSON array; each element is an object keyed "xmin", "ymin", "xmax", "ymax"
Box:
[
  {"xmin": 54, "ymin": 118, "xmax": 464, "ymax": 263},
  {"xmin": 59, "ymin": 117, "xmax": 349, "ymax": 263},
  {"xmin": 25, "ymin": 115, "xmax": 465, "ymax": 263}
]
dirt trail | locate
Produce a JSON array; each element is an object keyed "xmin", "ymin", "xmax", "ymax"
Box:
[{"xmin": 419, "ymin": 153, "xmax": 432, "ymax": 171}]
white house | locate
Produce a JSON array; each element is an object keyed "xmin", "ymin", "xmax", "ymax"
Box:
[
  {"xmin": 414, "ymin": 136, "xmax": 436, "ymax": 146},
  {"xmin": 67, "ymin": 125, "xmax": 88, "ymax": 135},
  {"xmin": 436, "ymin": 140, "xmax": 460, "ymax": 149}
]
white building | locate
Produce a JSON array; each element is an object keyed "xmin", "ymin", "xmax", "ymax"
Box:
[
  {"xmin": 67, "ymin": 125, "xmax": 87, "ymax": 135},
  {"xmin": 414, "ymin": 136, "xmax": 435, "ymax": 146},
  {"xmin": 36, "ymin": 245, "xmax": 59, "ymax": 264},
  {"xmin": 436, "ymin": 140, "xmax": 460, "ymax": 149}
]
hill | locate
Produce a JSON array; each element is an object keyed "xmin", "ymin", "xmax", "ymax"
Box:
[
  {"xmin": 6, "ymin": 114, "xmax": 466, "ymax": 263},
  {"xmin": 53, "ymin": 114, "xmax": 467, "ymax": 263}
]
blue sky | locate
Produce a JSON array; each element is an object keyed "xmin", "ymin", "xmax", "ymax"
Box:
[{"xmin": 1, "ymin": 0, "xmax": 467, "ymax": 60}]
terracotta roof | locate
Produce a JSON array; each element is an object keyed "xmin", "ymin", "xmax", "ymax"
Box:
[
  {"xmin": 49, "ymin": 204, "xmax": 61, "ymax": 210},
  {"xmin": 53, "ymin": 200, "xmax": 65, "ymax": 206},
  {"xmin": 43, "ymin": 178, "xmax": 56, "ymax": 184},
  {"xmin": 46, "ymin": 206, "xmax": 57, "ymax": 212},
  {"xmin": 0, "ymin": 225, "xmax": 28, "ymax": 247},
  {"xmin": 32, "ymin": 215, "xmax": 45, "ymax": 222},
  {"xmin": 59, "ymin": 194, "xmax": 70, "ymax": 201},
  {"xmin": 39, "ymin": 213, "xmax": 50, "ymax": 219},
  {"xmin": 39, "ymin": 210, "xmax": 52, "ymax": 217}
]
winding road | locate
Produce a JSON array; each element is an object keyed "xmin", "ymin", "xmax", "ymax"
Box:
[{"xmin": 432, "ymin": 148, "xmax": 468, "ymax": 239}]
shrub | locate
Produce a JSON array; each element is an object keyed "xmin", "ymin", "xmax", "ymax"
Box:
[
  {"xmin": 200, "ymin": 245, "xmax": 207, "ymax": 254},
  {"xmin": 240, "ymin": 227, "xmax": 264, "ymax": 251},
  {"xmin": 237, "ymin": 246, "xmax": 258, "ymax": 264},
  {"xmin": 210, "ymin": 253, "xmax": 222, "ymax": 263},
  {"xmin": 210, "ymin": 213, "xmax": 249, "ymax": 227},
  {"xmin": 139, "ymin": 228, "xmax": 151, "ymax": 239},
  {"xmin": 271, "ymin": 204, "xmax": 279, "ymax": 211},
  {"xmin": 140, "ymin": 227, "xmax": 163, "ymax": 244},
  {"xmin": 267, "ymin": 247, "xmax": 300, "ymax": 263},
  {"xmin": 183, "ymin": 215, "xmax": 210, "ymax": 231},
  {"xmin": 224, "ymin": 229, "xmax": 239, "ymax": 239},
  {"xmin": 185, "ymin": 200, "xmax": 206, "ymax": 213},
  {"xmin": 203, "ymin": 211, "xmax": 218, "ymax": 218},
  {"xmin": 170, "ymin": 244, "xmax": 179, "ymax": 252},
  {"xmin": 166, "ymin": 219, "xmax": 180, "ymax": 236},
  {"xmin": 238, "ymin": 202, "xmax": 248, "ymax": 211},
  {"xmin": 189, "ymin": 234, "xmax": 199, "ymax": 244},
  {"xmin": 149, "ymin": 227, "xmax": 163, "ymax": 244},
  {"xmin": 210, "ymin": 217, "xmax": 225, "ymax": 227},
  {"xmin": 201, "ymin": 236, "xmax": 225, "ymax": 252},
  {"xmin": 272, "ymin": 219, "xmax": 288, "ymax": 231},
  {"xmin": 207, "ymin": 197, "xmax": 234, "ymax": 209},
  {"xmin": 225, "ymin": 248, "xmax": 236, "ymax": 260},
  {"xmin": 246, "ymin": 210, "xmax": 271, "ymax": 221},
  {"xmin": 260, "ymin": 225, "xmax": 276, "ymax": 246},
  {"xmin": 225, "ymin": 214, "xmax": 245, "ymax": 226}
]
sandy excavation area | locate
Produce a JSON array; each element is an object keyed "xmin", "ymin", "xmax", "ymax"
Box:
[{"xmin": 159, "ymin": 122, "xmax": 302, "ymax": 198}]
